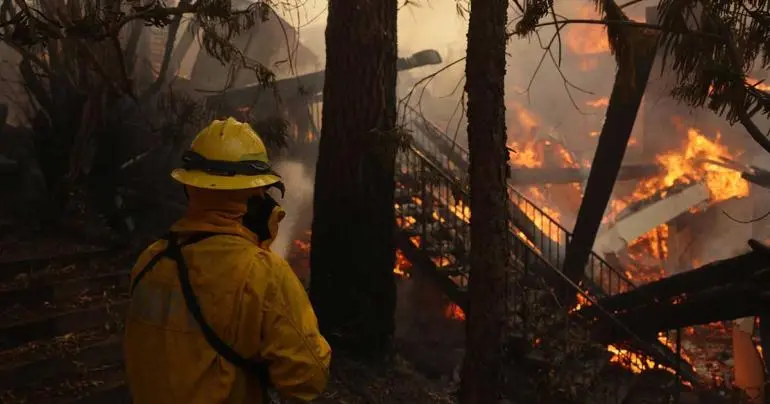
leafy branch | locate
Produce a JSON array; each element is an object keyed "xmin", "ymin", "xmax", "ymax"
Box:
[{"xmin": 513, "ymin": 0, "xmax": 770, "ymax": 154}]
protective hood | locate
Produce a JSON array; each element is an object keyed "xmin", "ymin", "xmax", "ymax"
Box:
[
  {"xmin": 173, "ymin": 187, "xmax": 285, "ymax": 250},
  {"xmin": 172, "ymin": 186, "xmax": 260, "ymax": 245},
  {"xmin": 261, "ymin": 206, "xmax": 286, "ymax": 250}
]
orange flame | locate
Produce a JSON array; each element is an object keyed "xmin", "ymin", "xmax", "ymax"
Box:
[
  {"xmin": 631, "ymin": 127, "xmax": 749, "ymax": 203},
  {"xmin": 586, "ymin": 97, "xmax": 609, "ymax": 108},
  {"xmin": 565, "ymin": 6, "xmax": 610, "ymax": 56}
]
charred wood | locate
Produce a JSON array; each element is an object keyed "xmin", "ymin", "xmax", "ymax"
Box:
[
  {"xmin": 561, "ymin": 31, "xmax": 658, "ymax": 305},
  {"xmin": 741, "ymin": 166, "xmax": 770, "ymax": 190},
  {"xmin": 395, "ymin": 232, "xmax": 468, "ymax": 310},
  {"xmin": 591, "ymin": 267, "xmax": 770, "ymax": 341},
  {"xmin": 581, "ymin": 248, "xmax": 768, "ymax": 316}
]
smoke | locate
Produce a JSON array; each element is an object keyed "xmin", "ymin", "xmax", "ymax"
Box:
[
  {"xmin": 276, "ymin": 1, "xmax": 660, "ymax": 146},
  {"xmin": 270, "ymin": 160, "xmax": 315, "ymax": 258}
]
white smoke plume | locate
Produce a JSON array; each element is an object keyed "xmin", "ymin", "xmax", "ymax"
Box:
[{"xmin": 271, "ymin": 160, "xmax": 315, "ymax": 258}]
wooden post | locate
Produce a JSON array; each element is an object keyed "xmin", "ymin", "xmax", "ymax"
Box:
[{"xmin": 561, "ymin": 32, "xmax": 659, "ymax": 301}]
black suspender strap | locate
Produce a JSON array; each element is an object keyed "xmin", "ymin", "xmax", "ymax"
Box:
[
  {"xmin": 129, "ymin": 232, "xmax": 218, "ymax": 296},
  {"xmin": 130, "ymin": 231, "xmax": 272, "ymax": 402}
]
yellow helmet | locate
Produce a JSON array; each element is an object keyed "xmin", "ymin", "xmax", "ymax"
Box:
[{"xmin": 171, "ymin": 117, "xmax": 283, "ymax": 191}]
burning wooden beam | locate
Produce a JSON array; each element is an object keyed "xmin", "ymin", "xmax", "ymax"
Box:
[
  {"xmin": 741, "ymin": 166, "xmax": 770, "ymax": 190},
  {"xmin": 586, "ymin": 246, "xmax": 770, "ymax": 340},
  {"xmin": 584, "ymin": 246, "xmax": 767, "ymax": 316},
  {"xmin": 561, "ymin": 29, "xmax": 659, "ymax": 303},
  {"xmin": 593, "ymin": 182, "xmax": 710, "ymax": 254},
  {"xmin": 510, "ymin": 164, "xmax": 662, "ymax": 185},
  {"xmin": 594, "ymin": 275, "xmax": 770, "ymax": 341}
]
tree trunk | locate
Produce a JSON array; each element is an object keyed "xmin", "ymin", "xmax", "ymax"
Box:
[
  {"xmin": 309, "ymin": 0, "xmax": 398, "ymax": 358},
  {"xmin": 560, "ymin": 33, "xmax": 658, "ymax": 305},
  {"xmin": 460, "ymin": 0, "xmax": 509, "ymax": 402}
]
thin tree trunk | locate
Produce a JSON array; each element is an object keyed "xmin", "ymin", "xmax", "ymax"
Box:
[
  {"xmin": 309, "ymin": 0, "xmax": 398, "ymax": 358},
  {"xmin": 460, "ymin": 0, "xmax": 509, "ymax": 401}
]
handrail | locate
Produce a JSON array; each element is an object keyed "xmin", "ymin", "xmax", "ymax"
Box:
[
  {"xmin": 401, "ymin": 104, "xmax": 636, "ymax": 296},
  {"xmin": 395, "ymin": 144, "xmax": 698, "ymax": 386}
]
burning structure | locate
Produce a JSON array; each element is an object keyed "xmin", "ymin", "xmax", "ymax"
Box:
[
  {"xmin": 494, "ymin": 3, "xmax": 769, "ymax": 398},
  {"xmin": 108, "ymin": 0, "xmax": 770, "ymax": 399},
  {"xmin": 252, "ymin": 3, "xmax": 770, "ymax": 399}
]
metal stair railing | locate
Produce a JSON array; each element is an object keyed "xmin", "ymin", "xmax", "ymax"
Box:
[
  {"xmin": 393, "ymin": 143, "xmax": 698, "ymax": 390},
  {"xmin": 400, "ymin": 105, "xmax": 635, "ymax": 299},
  {"xmin": 400, "ymin": 106, "xmax": 692, "ymax": 376},
  {"xmin": 304, "ymin": 102, "xmax": 689, "ymax": 378},
  {"xmin": 298, "ymin": 101, "xmax": 693, "ymax": 388}
]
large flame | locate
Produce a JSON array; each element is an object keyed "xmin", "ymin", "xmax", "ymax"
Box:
[
  {"xmin": 564, "ymin": 5, "xmax": 610, "ymax": 72},
  {"xmin": 628, "ymin": 126, "xmax": 749, "ymax": 204}
]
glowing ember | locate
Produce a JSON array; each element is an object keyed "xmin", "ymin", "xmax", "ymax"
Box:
[
  {"xmin": 606, "ymin": 344, "xmax": 658, "ymax": 373},
  {"xmin": 394, "ymin": 249, "xmax": 411, "ymax": 278},
  {"xmin": 747, "ymin": 77, "xmax": 770, "ymax": 92},
  {"xmin": 586, "ymin": 97, "xmax": 609, "ymax": 108},
  {"xmin": 290, "ymin": 230, "xmax": 413, "ymax": 278},
  {"xmin": 444, "ymin": 303, "xmax": 465, "ymax": 321},
  {"xmin": 569, "ymin": 293, "xmax": 592, "ymax": 313}
]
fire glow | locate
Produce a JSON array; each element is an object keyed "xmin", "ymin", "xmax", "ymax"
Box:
[{"xmin": 504, "ymin": 90, "xmax": 750, "ymax": 380}]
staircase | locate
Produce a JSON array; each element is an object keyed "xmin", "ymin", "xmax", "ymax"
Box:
[{"xmin": 394, "ymin": 106, "xmax": 699, "ymax": 388}]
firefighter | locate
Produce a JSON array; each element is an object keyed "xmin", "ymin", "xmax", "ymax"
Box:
[{"xmin": 124, "ymin": 117, "xmax": 331, "ymax": 403}]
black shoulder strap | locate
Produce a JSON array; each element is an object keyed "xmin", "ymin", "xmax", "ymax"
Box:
[
  {"xmin": 165, "ymin": 232, "xmax": 271, "ymax": 375},
  {"xmin": 130, "ymin": 231, "xmax": 272, "ymax": 401},
  {"xmin": 130, "ymin": 232, "xmax": 218, "ymax": 296}
]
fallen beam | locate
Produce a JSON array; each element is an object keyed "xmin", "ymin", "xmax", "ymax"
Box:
[
  {"xmin": 593, "ymin": 182, "xmax": 710, "ymax": 254},
  {"xmin": 582, "ymin": 249, "xmax": 767, "ymax": 317},
  {"xmin": 510, "ymin": 165, "xmax": 662, "ymax": 185},
  {"xmin": 742, "ymin": 166, "xmax": 770, "ymax": 190},
  {"xmin": 561, "ymin": 30, "xmax": 659, "ymax": 305},
  {"xmin": 594, "ymin": 272, "xmax": 770, "ymax": 340}
]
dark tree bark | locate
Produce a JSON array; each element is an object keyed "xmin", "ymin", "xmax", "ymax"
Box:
[
  {"xmin": 560, "ymin": 33, "xmax": 658, "ymax": 304},
  {"xmin": 309, "ymin": 0, "xmax": 398, "ymax": 358},
  {"xmin": 460, "ymin": 0, "xmax": 509, "ymax": 402}
]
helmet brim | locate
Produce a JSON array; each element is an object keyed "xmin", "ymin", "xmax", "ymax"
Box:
[{"xmin": 171, "ymin": 168, "xmax": 282, "ymax": 190}]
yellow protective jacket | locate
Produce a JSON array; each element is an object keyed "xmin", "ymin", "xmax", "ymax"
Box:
[{"xmin": 124, "ymin": 188, "xmax": 331, "ymax": 403}]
